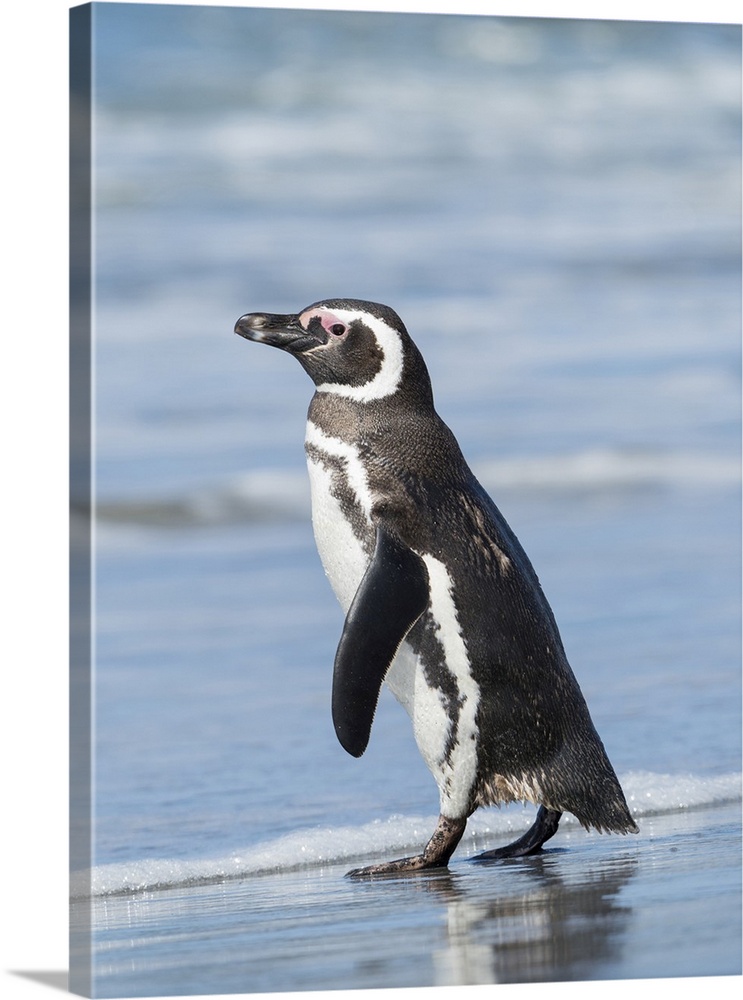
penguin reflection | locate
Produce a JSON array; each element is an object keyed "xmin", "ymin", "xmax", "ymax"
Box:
[{"xmin": 423, "ymin": 852, "xmax": 637, "ymax": 984}]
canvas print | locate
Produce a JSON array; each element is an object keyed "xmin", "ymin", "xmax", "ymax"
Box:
[{"xmin": 69, "ymin": 2, "xmax": 742, "ymax": 996}]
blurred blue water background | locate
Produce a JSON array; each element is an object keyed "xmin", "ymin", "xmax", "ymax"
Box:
[{"xmin": 81, "ymin": 4, "xmax": 740, "ymax": 886}]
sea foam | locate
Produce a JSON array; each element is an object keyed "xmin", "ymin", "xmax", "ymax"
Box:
[{"xmin": 73, "ymin": 771, "xmax": 741, "ymax": 899}]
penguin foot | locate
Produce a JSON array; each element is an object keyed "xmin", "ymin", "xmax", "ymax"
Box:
[
  {"xmin": 346, "ymin": 854, "xmax": 444, "ymax": 878},
  {"xmin": 473, "ymin": 806, "xmax": 562, "ymax": 861},
  {"xmin": 346, "ymin": 814, "xmax": 467, "ymax": 878}
]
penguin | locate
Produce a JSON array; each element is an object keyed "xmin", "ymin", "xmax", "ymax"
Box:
[{"xmin": 234, "ymin": 298, "xmax": 638, "ymax": 877}]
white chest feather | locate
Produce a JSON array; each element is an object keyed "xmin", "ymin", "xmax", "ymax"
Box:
[{"xmin": 305, "ymin": 421, "xmax": 373, "ymax": 610}]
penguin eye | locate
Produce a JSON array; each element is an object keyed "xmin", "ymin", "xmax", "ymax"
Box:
[{"xmin": 330, "ymin": 324, "xmax": 347, "ymax": 337}]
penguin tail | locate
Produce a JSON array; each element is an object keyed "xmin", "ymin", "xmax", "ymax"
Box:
[
  {"xmin": 543, "ymin": 736, "xmax": 639, "ymax": 836},
  {"xmin": 574, "ymin": 797, "xmax": 639, "ymax": 836}
]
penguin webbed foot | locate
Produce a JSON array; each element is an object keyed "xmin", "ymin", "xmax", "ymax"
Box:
[
  {"xmin": 346, "ymin": 814, "xmax": 467, "ymax": 879},
  {"xmin": 345, "ymin": 854, "xmax": 443, "ymax": 879},
  {"xmin": 473, "ymin": 805, "xmax": 562, "ymax": 862}
]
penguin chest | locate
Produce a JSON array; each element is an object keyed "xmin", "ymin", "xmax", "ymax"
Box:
[
  {"xmin": 304, "ymin": 420, "xmax": 375, "ymax": 610},
  {"xmin": 304, "ymin": 420, "xmax": 482, "ymax": 817}
]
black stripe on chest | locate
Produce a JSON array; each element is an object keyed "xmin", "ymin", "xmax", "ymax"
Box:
[{"xmin": 305, "ymin": 441, "xmax": 375, "ymax": 554}]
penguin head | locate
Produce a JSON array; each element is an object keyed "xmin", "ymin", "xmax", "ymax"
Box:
[{"xmin": 235, "ymin": 298, "xmax": 432, "ymax": 405}]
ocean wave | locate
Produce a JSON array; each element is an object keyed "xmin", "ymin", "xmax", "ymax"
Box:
[
  {"xmin": 477, "ymin": 447, "xmax": 740, "ymax": 493},
  {"xmin": 90, "ymin": 470, "xmax": 312, "ymax": 528},
  {"xmin": 90, "ymin": 448, "xmax": 740, "ymax": 528},
  {"xmin": 73, "ymin": 771, "xmax": 740, "ymax": 898}
]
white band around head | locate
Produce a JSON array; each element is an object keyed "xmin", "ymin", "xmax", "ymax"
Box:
[{"xmin": 314, "ymin": 309, "xmax": 405, "ymax": 402}]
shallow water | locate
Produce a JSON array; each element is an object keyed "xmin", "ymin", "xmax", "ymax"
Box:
[
  {"xmin": 76, "ymin": 804, "xmax": 741, "ymax": 996},
  {"xmin": 73, "ymin": 4, "xmax": 741, "ymax": 995}
]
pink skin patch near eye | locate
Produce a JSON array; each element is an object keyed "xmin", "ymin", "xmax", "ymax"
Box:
[{"xmin": 299, "ymin": 309, "xmax": 347, "ymax": 337}]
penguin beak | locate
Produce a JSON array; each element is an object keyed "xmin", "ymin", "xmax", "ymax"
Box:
[{"xmin": 234, "ymin": 312, "xmax": 320, "ymax": 353}]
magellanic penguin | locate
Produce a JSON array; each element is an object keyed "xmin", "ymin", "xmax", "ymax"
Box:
[{"xmin": 234, "ymin": 299, "xmax": 638, "ymax": 877}]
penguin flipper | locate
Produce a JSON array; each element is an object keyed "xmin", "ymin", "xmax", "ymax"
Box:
[{"xmin": 332, "ymin": 526, "xmax": 429, "ymax": 758}]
